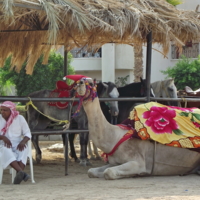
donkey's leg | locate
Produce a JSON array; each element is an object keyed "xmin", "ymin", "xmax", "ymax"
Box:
[
  {"xmin": 75, "ymin": 116, "xmax": 91, "ymax": 166},
  {"xmin": 68, "ymin": 133, "xmax": 79, "ymax": 162},
  {"xmin": 79, "ymin": 132, "xmax": 92, "ymax": 166},
  {"xmin": 34, "ymin": 116, "xmax": 52, "ymax": 163},
  {"xmin": 62, "ymin": 133, "xmax": 78, "ymax": 162},
  {"xmin": 31, "ymin": 135, "xmax": 41, "ymax": 163},
  {"xmin": 27, "ymin": 107, "xmax": 42, "ymax": 163}
]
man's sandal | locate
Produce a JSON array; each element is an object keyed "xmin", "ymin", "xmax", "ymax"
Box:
[
  {"xmin": 13, "ymin": 171, "xmax": 24, "ymax": 184},
  {"xmin": 23, "ymin": 172, "xmax": 30, "ymax": 182}
]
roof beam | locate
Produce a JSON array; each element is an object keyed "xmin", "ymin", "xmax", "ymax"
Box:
[
  {"xmin": 0, "ymin": 29, "xmax": 48, "ymax": 32},
  {"xmin": 0, "ymin": 1, "xmax": 43, "ymax": 10}
]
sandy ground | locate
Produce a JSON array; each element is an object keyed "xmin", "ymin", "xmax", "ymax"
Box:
[{"xmin": 1, "ymin": 141, "xmax": 200, "ymax": 200}]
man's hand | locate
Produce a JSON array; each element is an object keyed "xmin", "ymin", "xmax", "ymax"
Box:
[
  {"xmin": 2, "ymin": 136, "xmax": 12, "ymax": 148},
  {"xmin": 17, "ymin": 141, "xmax": 27, "ymax": 151}
]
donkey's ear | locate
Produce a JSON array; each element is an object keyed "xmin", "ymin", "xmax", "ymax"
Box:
[
  {"xmin": 140, "ymin": 77, "xmax": 144, "ymax": 84},
  {"xmin": 102, "ymin": 82, "xmax": 108, "ymax": 88},
  {"xmin": 97, "ymin": 82, "xmax": 107, "ymax": 97}
]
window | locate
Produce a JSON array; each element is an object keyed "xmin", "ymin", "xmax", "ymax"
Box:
[
  {"xmin": 70, "ymin": 47, "xmax": 102, "ymax": 58},
  {"xmin": 171, "ymin": 41, "xmax": 199, "ymax": 59}
]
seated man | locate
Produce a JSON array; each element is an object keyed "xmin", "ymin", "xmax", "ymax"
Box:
[{"xmin": 0, "ymin": 101, "xmax": 31, "ymax": 184}]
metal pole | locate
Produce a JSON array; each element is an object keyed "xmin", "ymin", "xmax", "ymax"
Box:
[
  {"xmin": 64, "ymin": 46, "xmax": 68, "ymax": 76},
  {"xmin": 64, "ymin": 45, "xmax": 69, "ymax": 175},
  {"xmin": 145, "ymin": 31, "xmax": 152, "ymax": 102},
  {"xmin": 65, "ymin": 133, "xmax": 69, "ymax": 175}
]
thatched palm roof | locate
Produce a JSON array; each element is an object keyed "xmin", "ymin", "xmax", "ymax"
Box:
[{"xmin": 0, "ymin": 0, "xmax": 200, "ymax": 74}]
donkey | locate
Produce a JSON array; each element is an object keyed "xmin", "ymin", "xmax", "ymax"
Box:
[
  {"xmin": 116, "ymin": 78, "xmax": 179, "ymax": 124},
  {"xmin": 117, "ymin": 78, "xmax": 155, "ymax": 123},
  {"xmin": 151, "ymin": 79, "xmax": 178, "ymax": 106},
  {"xmin": 27, "ymin": 81, "xmax": 119, "ymax": 166}
]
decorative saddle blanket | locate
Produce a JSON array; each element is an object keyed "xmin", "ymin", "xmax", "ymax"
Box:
[
  {"xmin": 120, "ymin": 102, "xmax": 200, "ymax": 149},
  {"xmin": 48, "ymin": 81, "xmax": 78, "ymax": 109}
]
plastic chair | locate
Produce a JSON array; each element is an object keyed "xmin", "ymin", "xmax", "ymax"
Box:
[{"xmin": 0, "ymin": 140, "xmax": 35, "ymax": 184}]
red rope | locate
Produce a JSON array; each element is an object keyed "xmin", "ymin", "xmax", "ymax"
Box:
[{"xmin": 101, "ymin": 131, "xmax": 133, "ymax": 162}]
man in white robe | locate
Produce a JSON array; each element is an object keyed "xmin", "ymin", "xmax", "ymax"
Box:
[{"xmin": 0, "ymin": 101, "xmax": 31, "ymax": 184}]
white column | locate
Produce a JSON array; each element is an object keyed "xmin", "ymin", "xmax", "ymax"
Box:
[{"xmin": 101, "ymin": 43, "xmax": 115, "ymax": 82}]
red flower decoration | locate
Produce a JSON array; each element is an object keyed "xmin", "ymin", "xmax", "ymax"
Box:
[
  {"xmin": 193, "ymin": 122, "xmax": 200, "ymax": 128},
  {"xmin": 143, "ymin": 106, "xmax": 178, "ymax": 134}
]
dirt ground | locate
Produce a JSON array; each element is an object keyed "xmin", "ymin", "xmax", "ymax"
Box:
[{"xmin": 1, "ymin": 141, "xmax": 200, "ymax": 200}]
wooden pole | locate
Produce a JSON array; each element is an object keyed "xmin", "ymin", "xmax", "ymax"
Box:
[
  {"xmin": 145, "ymin": 31, "xmax": 152, "ymax": 102},
  {"xmin": 63, "ymin": 45, "xmax": 69, "ymax": 175},
  {"xmin": 64, "ymin": 46, "xmax": 68, "ymax": 76}
]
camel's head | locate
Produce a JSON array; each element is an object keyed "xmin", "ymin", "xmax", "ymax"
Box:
[
  {"xmin": 75, "ymin": 77, "xmax": 94, "ymax": 97},
  {"xmin": 63, "ymin": 75, "xmax": 97, "ymax": 117},
  {"xmin": 63, "ymin": 74, "xmax": 95, "ymax": 98}
]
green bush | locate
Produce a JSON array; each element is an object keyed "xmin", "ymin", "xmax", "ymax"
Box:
[
  {"xmin": 0, "ymin": 50, "xmax": 75, "ymax": 96},
  {"xmin": 16, "ymin": 105, "xmax": 26, "ymax": 118},
  {"xmin": 115, "ymin": 75, "xmax": 129, "ymax": 87},
  {"xmin": 161, "ymin": 55, "xmax": 200, "ymax": 90},
  {"xmin": 166, "ymin": 0, "xmax": 183, "ymax": 6}
]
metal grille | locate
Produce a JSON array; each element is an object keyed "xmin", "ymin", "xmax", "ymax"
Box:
[
  {"xmin": 171, "ymin": 43, "xmax": 199, "ymax": 59},
  {"xmin": 70, "ymin": 47, "xmax": 101, "ymax": 58}
]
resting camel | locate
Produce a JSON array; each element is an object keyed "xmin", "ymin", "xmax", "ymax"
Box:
[{"xmin": 71, "ymin": 75, "xmax": 200, "ymax": 180}]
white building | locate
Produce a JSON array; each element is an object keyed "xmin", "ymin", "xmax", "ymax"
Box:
[{"xmin": 68, "ymin": 0, "xmax": 200, "ymax": 84}]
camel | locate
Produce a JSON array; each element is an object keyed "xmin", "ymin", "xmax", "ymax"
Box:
[{"xmin": 72, "ymin": 76, "xmax": 200, "ymax": 180}]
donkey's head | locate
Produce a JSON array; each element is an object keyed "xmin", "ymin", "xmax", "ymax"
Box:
[
  {"xmin": 97, "ymin": 81, "xmax": 119, "ymax": 123},
  {"xmin": 140, "ymin": 77, "xmax": 155, "ymax": 97},
  {"xmin": 151, "ymin": 78, "xmax": 178, "ymax": 106}
]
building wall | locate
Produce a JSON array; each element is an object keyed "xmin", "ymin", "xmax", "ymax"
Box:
[
  {"xmin": 72, "ymin": 44, "xmax": 134, "ymax": 83},
  {"xmin": 143, "ymin": 0, "xmax": 200, "ymax": 83},
  {"xmin": 143, "ymin": 44, "xmax": 180, "ymax": 83},
  {"xmin": 72, "ymin": 58, "xmax": 101, "ymax": 71},
  {"xmin": 69, "ymin": 0, "xmax": 199, "ymax": 84},
  {"xmin": 177, "ymin": 0, "xmax": 199, "ymax": 10}
]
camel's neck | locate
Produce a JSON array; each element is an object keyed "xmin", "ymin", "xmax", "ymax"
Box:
[{"xmin": 83, "ymin": 97, "xmax": 126, "ymax": 153}]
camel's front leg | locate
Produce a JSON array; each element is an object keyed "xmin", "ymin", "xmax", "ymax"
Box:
[
  {"xmin": 103, "ymin": 161, "xmax": 147, "ymax": 180},
  {"xmin": 88, "ymin": 164, "xmax": 114, "ymax": 178}
]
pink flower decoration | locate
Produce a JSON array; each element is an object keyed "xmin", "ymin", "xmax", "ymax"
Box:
[
  {"xmin": 168, "ymin": 106, "xmax": 194, "ymax": 112},
  {"xmin": 193, "ymin": 122, "xmax": 200, "ymax": 128},
  {"xmin": 143, "ymin": 106, "xmax": 178, "ymax": 134}
]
